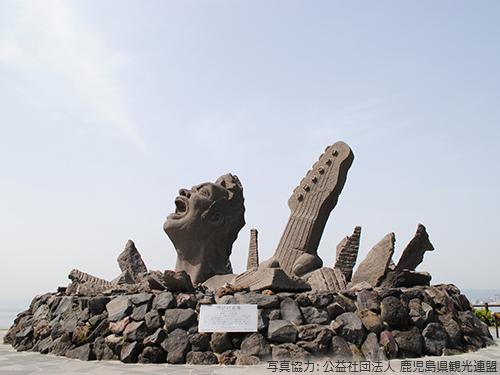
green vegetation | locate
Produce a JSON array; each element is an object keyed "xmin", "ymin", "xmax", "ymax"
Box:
[{"xmin": 474, "ymin": 308, "xmax": 495, "ymax": 326}]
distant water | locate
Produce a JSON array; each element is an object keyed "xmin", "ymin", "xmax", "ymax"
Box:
[{"xmin": 0, "ymin": 299, "xmax": 31, "ymax": 330}]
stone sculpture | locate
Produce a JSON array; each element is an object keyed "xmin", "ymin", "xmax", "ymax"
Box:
[
  {"xmin": 350, "ymin": 232, "xmax": 396, "ymax": 288},
  {"xmin": 396, "ymin": 223, "xmax": 434, "ymax": 271},
  {"xmin": 265, "ymin": 141, "xmax": 354, "ymax": 277},
  {"xmin": 163, "ymin": 173, "xmax": 245, "ymax": 285},
  {"xmin": 6, "ymin": 139, "xmax": 493, "ymax": 366},
  {"xmin": 334, "ymin": 226, "xmax": 361, "ymax": 282}
]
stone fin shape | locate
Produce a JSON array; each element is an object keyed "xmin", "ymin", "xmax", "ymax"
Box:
[
  {"xmin": 246, "ymin": 229, "xmax": 259, "ymax": 271},
  {"xmin": 395, "ymin": 223, "xmax": 434, "ymax": 271},
  {"xmin": 272, "ymin": 141, "xmax": 354, "ymax": 277},
  {"xmin": 68, "ymin": 269, "xmax": 115, "ymax": 287},
  {"xmin": 117, "ymin": 240, "xmax": 148, "ymax": 283},
  {"xmin": 334, "ymin": 226, "xmax": 361, "ymax": 282},
  {"xmin": 350, "ymin": 232, "xmax": 395, "ymax": 288}
]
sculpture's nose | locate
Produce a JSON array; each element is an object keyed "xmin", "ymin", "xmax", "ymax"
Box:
[{"xmin": 179, "ymin": 188, "xmax": 191, "ymax": 198}]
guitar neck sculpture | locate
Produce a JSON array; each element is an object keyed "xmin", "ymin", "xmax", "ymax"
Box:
[{"xmin": 273, "ymin": 141, "xmax": 354, "ymax": 277}]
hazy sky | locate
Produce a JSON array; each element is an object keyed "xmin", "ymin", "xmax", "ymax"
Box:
[{"xmin": 1, "ymin": 1, "xmax": 499, "ymax": 311}]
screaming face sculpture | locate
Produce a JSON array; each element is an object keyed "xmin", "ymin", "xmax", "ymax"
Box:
[{"xmin": 164, "ymin": 173, "xmax": 245, "ymax": 285}]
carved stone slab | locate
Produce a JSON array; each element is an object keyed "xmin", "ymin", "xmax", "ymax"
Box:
[
  {"xmin": 233, "ymin": 268, "xmax": 311, "ymax": 292},
  {"xmin": 306, "ymin": 267, "xmax": 347, "ymax": 292},
  {"xmin": 246, "ymin": 229, "xmax": 259, "ymax": 271},
  {"xmin": 334, "ymin": 226, "xmax": 361, "ymax": 281},
  {"xmin": 350, "ymin": 232, "xmax": 395, "ymax": 288},
  {"xmin": 395, "ymin": 223, "xmax": 434, "ymax": 271},
  {"xmin": 272, "ymin": 142, "xmax": 354, "ymax": 277}
]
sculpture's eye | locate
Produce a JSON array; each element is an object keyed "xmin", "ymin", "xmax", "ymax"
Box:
[{"xmin": 199, "ymin": 188, "xmax": 210, "ymax": 197}]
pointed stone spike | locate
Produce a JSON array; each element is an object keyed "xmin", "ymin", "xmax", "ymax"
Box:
[
  {"xmin": 350, "ymin": 232, "xmax": 395, "ymax": 288},
  {"xmin": 246, "ymin": 229, "xmax": 259, "ymax": 271},
  {"xmin": 395, "ymin": 224, "xmax": 434, "ymax": 271},
  {"xmin": 117, "ymin": 240, "xmax": 148, "ymax": 284},
  {"xmin": 334, "ymin": 226, "xmax": 361, "ymax": 282}
]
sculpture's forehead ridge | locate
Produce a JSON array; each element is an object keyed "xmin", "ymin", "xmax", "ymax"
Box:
[{"xmin": 191, "ymin": 182, "xmax": 228, "ymax": 199}]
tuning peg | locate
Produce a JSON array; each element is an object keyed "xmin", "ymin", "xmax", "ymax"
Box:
[
  {"xmin": 311, "ymin": 176, "xmax": 318, "ymax": 183},
  {"xmin": 318, "ymin": 167, "xmax": 325, "ymax": 174}
]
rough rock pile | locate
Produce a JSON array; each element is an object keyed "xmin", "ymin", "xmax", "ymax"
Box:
[{"xmin": 4, "ymin": 283, "xmax": 495, "ymax": 364}]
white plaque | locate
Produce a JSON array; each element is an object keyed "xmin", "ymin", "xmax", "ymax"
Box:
[{"xmin": 199, "ymin": 304, "xmax": 258, "ymax": 333}]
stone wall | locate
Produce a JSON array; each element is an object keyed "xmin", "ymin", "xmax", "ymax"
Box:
[{"xmin": 3, "ymin": 284, "xmax": 495, "ymax": 365}]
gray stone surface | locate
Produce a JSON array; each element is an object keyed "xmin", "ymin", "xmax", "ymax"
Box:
[
  {"xmin": 161, "ymin": 328, "xmax": 190, "ymax": 364},
  {"xmin": 152, "ymin": 291, "xmax": 175, "ymax": 310},
  {"xmin": 333, "ymin": 312, "xmax": 366, "ymax": 346},
  {"xmin": 334, "ymin": 226, "xmax": 361, "ymax": 281},
  {"xmin": 362, "ymin": 332, "xmax": 388, "ymax": 361},
  {"xmin": 350, "ymin": 232, "xmax": 395, "ymax": 287},
  {"xmin": 267, "ymin": 320, "xmax": 298, "ymax": 343},
  {"xmin": 240, "ymin": 333, "xmax": 271, "ymax": 358},
  {"xmin": 280, "ymin": 297, "xmax": 304, "ymax": 325},
  {"xmin": 301, "ymin": 306, "xmax": 329, "ymax": 324},
  {"xmin": 163, "ymin": 173, "xmax": 245, "ymax": 285},
  {"xmin": 106, "ymin": 296, "xmax": 133, "ymax": 321},
  {"xmin": 164, "ymin": 308, "xmax": 197, "ymax": 332},
  {"xmin": 395, "ymin": 223, "xmax": 434, "ymax": 271}
]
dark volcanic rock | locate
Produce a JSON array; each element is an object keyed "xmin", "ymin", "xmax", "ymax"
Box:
[
  {"xmin": 280, "ymin": 297, "xmax": 304, "ymax": 325},
  {"xmin": 301, "ymin": 306, "xmax": 329, "ymax": 324},
  {"xmin": 161, "ymin": 328, "xmax": 190, "ymax": 364},
  {"xmin": 120, "ymin": 341, "xmax": 142, "ymax": 363},
  {"xmin": 210, "ymin": 332, "xmax": 232, "ymax": 353},
  {"xmin": 240, "ymin": 333, "xmax": 271, "ymax": 359},
  {"xmin": 272, "ymin": 343, "xmax": 312, "ymax": 361},
  {"xmin": 164, "ymin": 308, "xmax": 197, "ymax": 332},
  {"xmin": 143, "ymin": 328, "xmax": 167, "ymax": 347},
  {"xmin": 138, "ymin": 346, "xmax": 167, "ymax": 364},
  {"xmin": 357, "ymin": 289, "xmax": 380, "ymax": 312},
  {"xmin": 380, "ymin": 330, "xmax": 398, "ymax": 359},
  {"xmin": 189, "ymin": 332, "xmax": 211, "ymax": 352},
  {"xmin": 422, "ymin": 322, "xmax": 448, "ymax": 356},
  {"xmin": 123, "ymin": 321, "xmax": 148, "ymax": 342},
  {"xmin": 106, "ymin": 296, "xmax": 133, "ymax": 322},
  {"xmin": 355, "ymin": 309, "xmax": 384, "ymax": 335},
  {"xmin": 268, "ymin": 320, "xmax": 298, "ymax": 343},
  {"xmin": 393, "ymin": 327, "xmax": 423, "ymax": 357},
  {"xmin": 333, "ymin": 312, "xmax": 366, "ymax": 346},
  {"xmin": 381, "ymin": 296, "xmax": 409, "ymax": 328},
  {"xmin": 330, "ymin": 336, "xmax": 354, "ymax": 360},
  {"xmin": 362, "ymin": 332, "xmax": 387, "ymax": 361},
  {"xmin": 144, "ymin": 309, "xmax": 162, "ymax": 332},
  {"xmin": 152, "ymin": 291, "xmax": 175, "ymax": 310},
  {"xmin": 236, "ymin": 293, "xmax": 280, "ymax": 309},
  {"xmin": 93, "ymin": 336, "xmax": 116, "ymax": 361},
  {"xmin": 66, "ymin": 343, "xmax": 95, "ymax": 361},
  {"xmin": 186, "ymin": 351, "xmax": 218, "ymax": 365},
  {"xmin": 297, "ymin": 327, "xmax": 332, "ymax": 357}
]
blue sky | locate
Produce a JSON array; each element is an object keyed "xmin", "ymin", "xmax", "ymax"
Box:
[{"xmin": 1, "ymin": 1, "xmax": 499, "ymax": 315}]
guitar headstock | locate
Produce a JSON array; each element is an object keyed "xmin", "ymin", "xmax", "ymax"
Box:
[{"xmin": 288, "ymin": 141, "xmax": 354, "ymax": 211}]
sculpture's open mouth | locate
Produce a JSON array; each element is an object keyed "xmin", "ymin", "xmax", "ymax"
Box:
[{"xmin": 174, "ymin": 197, "xmax": 188, "ymax": 215}]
